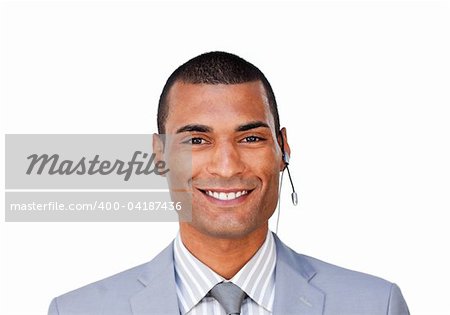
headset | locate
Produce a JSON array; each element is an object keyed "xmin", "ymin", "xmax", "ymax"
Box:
[
  {"xmin": 279, "ymin": 130, "xmax": 298, "ymax": 206},
  {"xmin": 276, "ymin": 130, "xmax": 298, "ymax": 234}
]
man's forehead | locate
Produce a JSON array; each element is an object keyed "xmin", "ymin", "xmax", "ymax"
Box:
[{"xmin": 165, "ymin": 81, "xmax": 276, "ymax": 131}]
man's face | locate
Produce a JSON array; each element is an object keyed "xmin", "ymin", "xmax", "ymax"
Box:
[{"xmin": 157, "ymin": 81, "xmax": 289, "ymax": 239}]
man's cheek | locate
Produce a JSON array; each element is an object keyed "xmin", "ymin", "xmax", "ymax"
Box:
[{"xmin": 251, "ymin": 160, "xmax": 280, "ymax": 177}]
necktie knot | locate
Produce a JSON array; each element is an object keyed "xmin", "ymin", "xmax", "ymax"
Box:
[{"xmin": 208, "ymin": 282, "xmax": 247, "ymax": 315}]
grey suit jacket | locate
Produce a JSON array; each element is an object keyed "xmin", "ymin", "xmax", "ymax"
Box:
[{"xmin": 49, "ymin": 233, "xmax": 409, "ymax": 314}]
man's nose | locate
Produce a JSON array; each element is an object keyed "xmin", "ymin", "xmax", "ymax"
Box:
[{"xmin": 206, "ymin": 142, "xmax": 245, "ymax": 178}]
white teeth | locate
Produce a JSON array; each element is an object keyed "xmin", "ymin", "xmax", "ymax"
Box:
[{"xmin": 206, "ymin": 190, "xmax": 248, "ymax": 201}]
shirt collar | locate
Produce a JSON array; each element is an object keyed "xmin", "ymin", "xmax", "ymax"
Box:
[{"xmin": 173, "ymin": 230, "xmax": 276, "ymax": 314}]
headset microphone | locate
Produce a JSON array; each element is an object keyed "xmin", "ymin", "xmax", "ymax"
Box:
[
  {"xmin": 276, "ymin": 131, "xmax": 298, "ymax": 234},
  {"xmin": 279, "ymin": 131, "xmax": 298, "ymax": 206},
  {"xmin": 282, "ymin": 152, "xmax": 298, "ymax": 206}
]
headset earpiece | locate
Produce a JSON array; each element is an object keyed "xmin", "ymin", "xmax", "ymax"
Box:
[{"xmin": 282, "ymin": 152, "xmax": 290, "ymax": 165}]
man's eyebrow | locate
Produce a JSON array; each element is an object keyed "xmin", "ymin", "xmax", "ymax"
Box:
[
  {"xmin": 236, "ymin": 121, "xmax": 270, "ymax": 132},
  {"xmin": 176, "ymin": 124, "xmax": 212, "ymax": 134}
]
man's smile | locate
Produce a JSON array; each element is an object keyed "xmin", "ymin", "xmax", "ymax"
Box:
[{"xmin": 196, "ymin": 187, "xmax": 255, "ymax": 205}]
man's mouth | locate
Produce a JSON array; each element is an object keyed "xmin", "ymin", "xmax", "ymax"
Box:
[{"xmin": 198, "ymin": 189, "xmax": 252, "ymax": 201}]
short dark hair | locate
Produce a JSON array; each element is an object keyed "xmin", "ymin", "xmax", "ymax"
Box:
[{"xmin": 157, "ymin": 51, "xmax": 280, "ymax": 134}]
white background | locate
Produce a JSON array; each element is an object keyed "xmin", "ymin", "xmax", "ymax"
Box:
[{"xmin": 1, "ymin": 1, "xmax": 449, "ymax": 314}]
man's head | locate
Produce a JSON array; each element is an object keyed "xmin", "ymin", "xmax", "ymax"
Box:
[
  {"xmin": 157, "ymin": 51, "xmax": 280, "ymax": 135},
  {"xmin": 154, "ymin": 52, "xmax": 290, "ymax": 240}
]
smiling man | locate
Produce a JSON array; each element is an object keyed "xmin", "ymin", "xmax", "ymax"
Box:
[{"xmin": 49, "ymin": 52, "xmax": 410, "ymax": 315}]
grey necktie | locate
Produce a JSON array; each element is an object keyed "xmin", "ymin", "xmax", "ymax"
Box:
[{"xmin": 208, "ymin": 282, "xmax": 247, "ymax": 315}]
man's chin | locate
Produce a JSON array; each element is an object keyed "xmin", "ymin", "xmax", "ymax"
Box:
[{"xmin": 189, "ymin": 220, "xmax": 267, "ymax": 240}]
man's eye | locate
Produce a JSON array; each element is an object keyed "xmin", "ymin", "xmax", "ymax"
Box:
[
  {"xmin": 243, "ymin": 136, "xmax": 264, "ymax": 143},
  {"xmin": 184, "ymin": 137, "xmax": 206, "ymax": 145}
]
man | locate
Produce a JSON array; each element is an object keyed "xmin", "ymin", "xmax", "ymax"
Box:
[{"xmin": 48, "ymin": 52, "xmax": 410, "ymax": 314}]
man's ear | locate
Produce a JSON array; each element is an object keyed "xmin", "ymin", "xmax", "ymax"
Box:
[
  {"xmin": 152, "ymin": 133, "xmax": 166, "ymax": 176},
  {"xmin": 278, "ymin": 127, "xmax": 291, "ymax": 171}
]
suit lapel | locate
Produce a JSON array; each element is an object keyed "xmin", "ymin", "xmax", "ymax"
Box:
[
  {"xmin": 272, "ymin": 233, "xmax": 325, "ymax": 315},
  {"xmin": 130, "ymin": 242, "xmax": 180, "ymax": 315}
]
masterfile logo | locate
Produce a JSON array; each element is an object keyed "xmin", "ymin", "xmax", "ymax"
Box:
[
  {"xmin": 26, "ymin": 151, "xmax": 169, "ymax": 181},
  {"xmin": 6, "ymin": 134, "xmax": 175, "ymax": 189}
]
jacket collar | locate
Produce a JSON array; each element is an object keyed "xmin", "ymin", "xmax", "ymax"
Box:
[{"xmin": 129, "ymin": 233, "xmax": 325, "ymax": 315}]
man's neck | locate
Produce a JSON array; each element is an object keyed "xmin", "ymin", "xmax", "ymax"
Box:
[{"xmin": 179, "ymin": 224, "xmax": 269, "ymax": 280}]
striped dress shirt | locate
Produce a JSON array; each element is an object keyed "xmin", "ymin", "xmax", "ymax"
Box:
[{"xmin": 173, "ymin": 231, "xmax": 277, "ymax": 315}]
